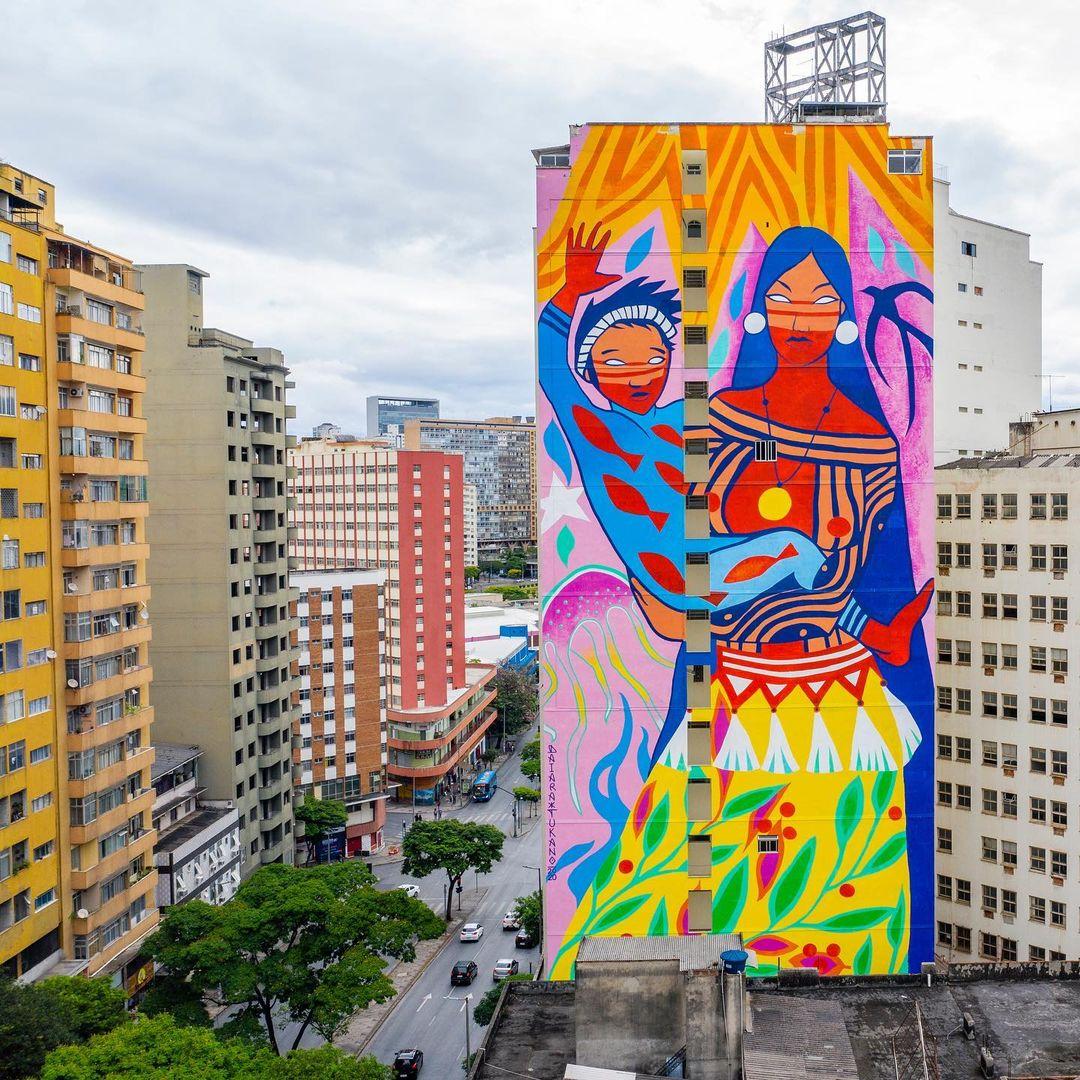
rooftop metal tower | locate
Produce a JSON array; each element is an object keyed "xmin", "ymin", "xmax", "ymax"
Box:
[{"xmin": 765, "ymin": 11, "xmax": 886, "ymax": 123}]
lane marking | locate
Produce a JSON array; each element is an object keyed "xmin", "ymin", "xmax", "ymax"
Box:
[{"xmin": 416, "ymin": 993, "xmax": 432, "ymax": 1012}]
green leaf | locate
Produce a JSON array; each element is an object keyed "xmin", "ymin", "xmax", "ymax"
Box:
[
  {"xmin": 594, "ymin": 847, "xmax": 620, "ymax": 894},
  {"xmin": 556, "ymin": 525, "xmax": 575, "ymax": 566},
  {"xmin": 711, "ymin": 843, "xmax": 739, "ymax": 866},
  {"xmin": 857, "ymin": 834, "xmax": 907, "ymax": 879},
  {"xmin": 887, "ymin": 891, "xmax": 907, "ymax": 951},
  {"xmin": 719, "ymin": 784, "xmax": 785, "ymax": 822},
  {"xmin": 643, "ymin": 794, "xmax": 669, "ymax": 857},
  {"xmin": 592, "ymin": 894, "xmax": 649, "ymax": 935},
  {"xmin": 768, "ymin": 838, "xmax": 817, "ymax": 925},
  {"xmin": 806, "ymin": 907, "xmax": 892, "ymax": 932},
  {"xmin": 835, "ymin": 778, "xmax": 864, "ymax": 851},
  {"xmin": 648, "ymin": 898, "xmax": 668, "ymax": 937},
  {"xmin": 871, "ymin": 771, "xmax": 896, "ymax": 816},
  {"xmin": 712, "ymin": 859, "xmax": 749, "ymax": 932},
  {"xmin": 853, "ymin": 935, "xmax": 873, "ymax": 975}
]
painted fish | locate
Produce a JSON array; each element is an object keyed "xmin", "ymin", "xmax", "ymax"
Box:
[
  {"xmin": 723, "ymin": 542, "xmax": 799, "ymax": 583},
  {"xmin": 651, "ymin": 423, "xmax": 683, "ymax": 447},
  {"xmin": 573, "ymin": 405, "xmax": 642, "ymax": 471},
  {"xmin": 639, "ymin": 551, "xmax": 685, "ymax": 594},
  {"xmin": 653, "ymin": 459, "xmax": 686, "ymax": 494},
  {"xmin": 602, "ymin": 474, "xmax": 668, "ymax": 532}
]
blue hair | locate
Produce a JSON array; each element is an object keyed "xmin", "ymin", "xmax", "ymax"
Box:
[
  {"xmin": 731, "ymin": 226, "xmax": 886, "ymax": 423},
  {"xmin": 574, "ymin": 277, "xmax": 680, "ymax": 383}
]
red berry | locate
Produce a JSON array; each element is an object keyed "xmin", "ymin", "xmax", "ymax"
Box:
[
  {"xmin": 826, "ymin": 943, "xmax": 841, "ymax": 957},
  {"xmin": 779, "ymin": 802, "xmax": 796, "ymax": 817},
  {"xmin": 618, "ymin": 859, "xmax": 633, "ymax": 874},
  {"xmin": 888, "ymin": 806, "xmax": 903, "ymax": 821},
  {"xmin": 839, "ymin": 883, "xmax": 855, "ymax": 898},
  {"xmin": 802, "ymin": 943, "xmax": 817, "ymax": 957},
  {"xmin": 783, "ymin": 826, "xmax": 797, "ymax": 840},
  {"xmin": 760, "ymin": 818, "xmax": 772, "ymax": 831}
]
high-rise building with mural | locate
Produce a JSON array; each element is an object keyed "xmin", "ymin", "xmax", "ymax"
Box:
[{"xmin": 535, "ymin": 121, "xmax": 935, "ymax": 977}]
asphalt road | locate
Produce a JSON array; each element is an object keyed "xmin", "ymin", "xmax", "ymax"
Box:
[{"xmin": 368, "ymin": 744, "xmax": 543, "ymax": 1075}]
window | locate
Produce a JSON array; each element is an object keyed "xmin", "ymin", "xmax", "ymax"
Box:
[
  {"xmin": 0, "ymin": 284, "xmax": 10, "ymax": 316},
  {"xmin": 16, "ymin": 255, "xmax": 37, "ymax": 276},
  {"xmin": 1002, "ymin": 595, "xmax": 1017, "ymax": 620},
  {"xmin": 1051, "ymin": 901, "xmax": 1066, "ymax": 928},
  {"xmin": 957, "ymin": 737, "xmax": 972, "ymax": 763},
  {"xmin": 1051, "ymin": 749, "xmax": 1068, "ymax": 777},
  {"xmin": 1031, "ymin": 595, "xmax": 1047, "ymax": 622},
  {"xmin": 1051, "ymin": 699, "xmax": 1067, "ymax": 726},
  {"xmin": 937, "ymin": 827, "xmax": 952, "ymax": 853},
  {"xmin": 1031, "ymin": 493, "xmax": 1047, "ymax": 520},
  {"xmin": 958, "ymin": 282, "xmax": 968, "ymax": 293},
  {"xmin": 1052, "ymin": 493, "xmax": 1068, "ymax": 520},
  {"xmin": 1052, "ymin": 596, "xmax": 1068, "ymax": 622},
  {"xmin": 982, "ymin": 495, "xmax": 997, "ymax": 520},
  {"xmin": 1031, "ymin": 748, "xmax": 1047, "ymax": 774},
  {"xmin": 1031, "ymin": 646, "xmax": 1047, "ymax": 673},
  {"xmin": 961, "ymin": 241, "xmax": 977, "ymax": 257},
  {"xmin": 956, "ymin": 543, "xmax": 971, "ymax": 568},
  {"xmin": 956, "ymin": 494, "xmax": 971, "ymax": 519},
  {"xmin": 1031, "ymin": 849, "xmax": 1046, "ymax": 874},
  {"xmin": 955, "ymin": 640, "xmax": 971, "ymax": 665},
  {"xmin": 937, "ymin": 493, "xmax": 952, "ymax": 519},
  {"xmin": 937, "ymin": 591, "xmax": 952, "ymax": 617},
  {"xmin": 1002, "ymin": 493, "xmax": 1017, "ymax": 520},
  {"xmin": 1052, "ymin": 648, "xmax": 1068, "ymax": 675},
  {"xmin": 981, "ymin": 836, "xmax": 997, "ymax": 862},
  {"xmin": 888, "ymin": 148, "xmax": 923, "ymax": 174},
  {"xmin": 982, "ymin": 740, "xmax": 998, "ymax": 767},
  {"xmin": 1052, "ymin": 545, "xmax": 1068, "ymax": 572},
  {"xmin": 957, "ymin": 592, "xmax": 972, "ymax": 617},
  {"xmin": 982, "ymin": 593, "xmax": 997, "ymax": 619},
  {"xmin": 16, "ymin": 304, "xmax": 40, "ymax": 324}
]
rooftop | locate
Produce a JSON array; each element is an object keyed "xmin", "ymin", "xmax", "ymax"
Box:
[
  {"xmin": 151, "ymin": 742, "xmax": 201, "ymax": 781},
  {"xmin": 155, "ymin": 804, "xmax": 237, "ymax": 856},
  {"xmin": 937, "ymin": 452, "xmax": 1080, "ymax": 471},
  {"xmin": 476, "ymin": 970, "xmax": 1080, "ymax": 1080}
]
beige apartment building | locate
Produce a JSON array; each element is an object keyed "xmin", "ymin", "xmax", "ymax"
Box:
[
  {"xmin": 0, "ymin": 162, "xmax": 158, "ymax": 993},
  {"xmin": 935, "ymin": 410, "xmax": 1080, "ymax": 963},
  {"xmin": 139, "ymin": 265, "xmax": 298, "ymax": 872}
]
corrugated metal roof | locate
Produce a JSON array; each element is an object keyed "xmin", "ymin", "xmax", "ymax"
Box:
[
  {"xmin": 743, "ymin": 994, "xmax": 859, "ymax": 1079},
  {"xmin": 577, "ymin": 934, "xmax": 743, "ymax": 971}
]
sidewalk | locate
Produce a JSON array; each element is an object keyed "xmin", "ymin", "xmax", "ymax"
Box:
[{"xmin": 338, "ymin": 887, "xmax": 489, "ymax": 1056}]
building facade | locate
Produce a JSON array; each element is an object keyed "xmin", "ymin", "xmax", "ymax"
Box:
[
  {"xmin": 463, "ymin": 483, "xmax": 479, "ymax": 568},
  {"xmin": 365, "ymin": 396, "xmax": 439, "ymax": 440},
  {"xmin": 288, "ymin": 439, "xmax": 497, "ymax": 801},
  {"xmin": 536, "ymin": 123, "xmax": 936, "ymax": 976},
  {"xmin": 0, "ymin": 163, "xmax": 158, "ymax": 989},
  {"xmin": 935, "ymin": 426, "xmax": 1078, "ymax": 963},
  {"xmin": 932, "ymin": 178, "xmax": 1042, "ymax": 463},
  {"xmin": 139, "ymin": 264, "xmax": 298, "ymax": 873},
  {"xmin": 403, "ymin": 415, "xmax": 537, "ymax": 554},
  {"xmin": 293, "ymin": 568, "xmax": 389, "ymax": 856},
  {"xmin": 152, "ymin": 743, "xmax": 240, "ymax": 908}
]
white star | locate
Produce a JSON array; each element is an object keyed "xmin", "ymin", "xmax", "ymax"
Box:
[{"xmin": 540, "ymin": 475, "xmax": 590, "ymax": 532}]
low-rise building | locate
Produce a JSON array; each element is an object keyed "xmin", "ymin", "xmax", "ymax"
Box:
[{"xmin": 151, "ymin": 743, "xmax": 240, "ymax": 908}]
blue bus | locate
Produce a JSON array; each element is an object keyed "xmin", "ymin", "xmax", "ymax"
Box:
[{"xmin": 471, "ymin": 770, "xmax": 497, "ymax": 802}]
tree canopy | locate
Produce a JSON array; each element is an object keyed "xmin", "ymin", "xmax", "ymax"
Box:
[
  {"xmin": 0, "ymin": 975, "xmax": 127, "ymax": 1080},
  {"xmin": 147, "ymin": 861, "xmax": 443, "ymax": 1054},
  {"xmin": 294, "ymin": 795, "xmax": 349, "ymax": 863},
  {"xmin": 401, "ymin": 819, "xmax": 505, "ymax": 919},
  {"xmin": 40, "ymin": 1014, "xmax": 392, "ymax": 1080},
  {"xmin": 472, "ymin": 973, "xmax": 531, "ymax": 1026},
  {"xmin": 520, "ymin": 736, "xmax": 541, "ymax": 783},
  {"xmin": 493, "ymin": 666, "xmax": 537, "ymax": 738},
  {"xmin": 513, "ymin": 890, "xmax": 542, "ymax": 941}
]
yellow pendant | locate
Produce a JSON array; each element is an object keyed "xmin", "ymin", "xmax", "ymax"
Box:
[{"xmin": 758, "ymin": 485, "xmax": 792, "ymax": 521}]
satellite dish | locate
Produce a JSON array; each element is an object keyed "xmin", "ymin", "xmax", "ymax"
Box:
[
  {"xmin": 67, "ymin": 679, "xmax": 79, "ymax": 689},
  {"xmin": 66, "ymin": 582, "xmax": 78, "ymax": 593},
  {"xmin": 45, "ymin": 649, "xmax": 57, "ymax": 659},
  {"xmin": 76, "ymin": 908, "xmax": 89, "ymax": 919},
  {"xmin": 139, "ymin": 610, "xmax": 149, "ymax": 621}
]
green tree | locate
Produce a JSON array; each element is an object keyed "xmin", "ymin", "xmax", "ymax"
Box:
[
  {"xmin": 521, "ymin": 736, "xmax": 541, "ymax": 783},
  {"xmin": 513, "ymin": 890, "xmax": 542, "ymax": 941},
  {"xmin": 506, "ymin": 567, "xmax": 522, "ymax": 579},
  {"xmin": 40, "ymin": 1013, "xmax": 386, "ymax": 1079},
  {"xmin": 148, "ymin": 862, "xmax": 444, "ymax": 1054},
  {"xmin": 0, "ymin": 974, "xmax": 128, "ymax": 1080},
  {"xmin": 513, "ymin": 786, "xmax": 539, "ymax": 818},
  {"xmin": 294, "ymin": 794, "xmax": 349, "ymax": 864},
  {"xmin": 401, "ymin": 819, "xmax": 505, "ymax": 919},
  {"xmin": 494, "ymin": 666, "xmax": 538, "ymax": 738},
  {"xmin": 464, "ymin": 565, "xmax": 481, "ymax": 582},
  {"xmin": 472, "ymin": 973, "xmax": 531, "ymax": 1026},
  {"xmin": 138, "ymin": 973, "xmax": 211, "ymax": 1027}
]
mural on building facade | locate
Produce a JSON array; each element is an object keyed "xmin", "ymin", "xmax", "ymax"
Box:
[{"xmin": 537, "ymin": 124, "xmax": 935, "ymax": 978}]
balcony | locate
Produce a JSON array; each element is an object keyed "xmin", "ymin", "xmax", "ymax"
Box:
[
  {"xmin": 69, "ymin": 788, "xmax": 155, "ymax": 847},
  {"xmin": 60, "ymin": 492, "xmax": 150, "ymax": 522},
  {"xmin": 61, "ymin": 542, "xmax": 150, "ymax": 570},
  {"xmin": 387, "ymin": 706, "xmax": 498, "ymax": 781},
  {"xmin": 57, "ymin": 360, "xmax": 144, "ymax": 395},
  {"xmin": 63, "ymin": 583, "xmax": 150, "ymax": 615},
  {"xmin": 58, "ymin": 407, "xmax": 148, "ymax": 437},
  {"xmin": 54, "ymin": 307, "xmax": 144, "ymax": 352},
  {"xmin": 64, "ymin": 622, "xmax": 151, "ymax": 662},
  {"xmin": 66, "ymin": 704, "xmax": 153, "ymax": 749},
  {"xmin": 69, "ymin": 827, "xmax": 156, "ymax": 892}
]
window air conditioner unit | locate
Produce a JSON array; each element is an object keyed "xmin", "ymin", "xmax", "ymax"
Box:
[
  {"xmin": 939, "ymin": 565, "xmax": 950, "ymax": 576},
  {"xmin": 1052, "ymin": 875, "xmax": 1065, "ymax": 886},
  {"xmin": 1054, "ymin": 622, "xmax": 1065, "ymax": 632},
  {"xmin": 982, "ymin": 909, "xmax": 994, "ymax": 918},
  {"xmin": 983, "ymin": 666, "xmax": 995, "ymax": 676},
  {"xmin": 68, "ymin": 387, "xmax": 82, "ymax": 397}
]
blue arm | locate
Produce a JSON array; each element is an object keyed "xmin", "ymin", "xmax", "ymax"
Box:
[{"xmin": 538, "ymin": 302, "xmax": 593, "ymax": 426}]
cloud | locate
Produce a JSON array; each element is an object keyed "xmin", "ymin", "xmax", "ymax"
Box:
[{"xmin": 4, "ymin": 0, "xmax": 1077, "ymax": 431}]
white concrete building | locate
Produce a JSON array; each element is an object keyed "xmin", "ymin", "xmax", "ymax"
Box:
[
  {"xmin": 463, "ymin": 483, "xmax": 479, "ymax": 567},
  {"xmin": 934, "ymin": 429, "xmax": 1077, "ymax": 963},
  {"xmin": 933, "ymin": 178, "xmax": 1043, "ymax": 463}
]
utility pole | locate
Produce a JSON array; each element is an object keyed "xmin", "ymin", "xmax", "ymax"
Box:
[{"xmin": 465, "ymin": 993, "xmax": 472, "ymax": 1064}]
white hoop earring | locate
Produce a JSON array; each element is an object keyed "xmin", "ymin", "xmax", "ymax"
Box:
[
  {"xmin": 835, "ymin": 320, "xmax": 859, "ymax": 345},
  {"xmin": 743, "ymin": 311, "xmax": 766, "ymax": 335}
]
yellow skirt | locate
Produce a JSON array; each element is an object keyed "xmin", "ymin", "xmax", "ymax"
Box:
[{"xmin": 549, "ymin": 640, "xmax": 921, "ymax": 979}]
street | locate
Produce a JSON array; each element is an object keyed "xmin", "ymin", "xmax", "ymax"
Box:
[{"xmin": 367, "ymin": 743, "xmax": 543, "ymax": 1075}]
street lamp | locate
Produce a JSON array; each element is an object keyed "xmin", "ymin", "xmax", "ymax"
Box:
[{"xmin": 464, "ymin": 993, "xmax": 473, "ymax": 1064}]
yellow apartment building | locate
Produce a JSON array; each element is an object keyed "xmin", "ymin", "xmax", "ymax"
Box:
[{"xmin": 0, "ymin": 163, "xmax": 156, "ymax": 993}]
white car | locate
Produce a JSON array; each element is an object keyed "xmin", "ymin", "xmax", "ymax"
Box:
[
  {"xmin": 399, "ymin": 884, "xmax": 421, "ymax": 899},
  {"xmin": 460, "ymin": 922, "xmax": 484, "ymax": 942},
  {"xmin": 502, "ymin": 910, "xmax": 520, "ymax": 931},
  {"xmin": 493, "ymin": 958, "xmax": 520, "ymax": 981}
]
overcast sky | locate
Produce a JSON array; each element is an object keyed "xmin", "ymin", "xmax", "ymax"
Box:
[{"xmin": 6, "ymin": 0, "xmax": 1077, "ymax": 432}]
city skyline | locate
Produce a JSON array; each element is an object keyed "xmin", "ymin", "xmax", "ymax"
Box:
[{"xmin": 0, "ymin": 0, "xmax": 1076, "ymax": 436}]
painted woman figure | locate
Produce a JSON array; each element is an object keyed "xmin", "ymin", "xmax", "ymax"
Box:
[{"xmin": 548, "ymin": 225, "xmax": 933, "ymax": 978}]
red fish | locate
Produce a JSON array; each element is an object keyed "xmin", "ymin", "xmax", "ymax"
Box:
[
  {"xmin": 653, "ymin": 459, "xmax": 686, "ymax": 494},
  {"xmin": 573, "ymin": 406, "xmax": 642, "ymax": 471},
  {"xmin": 723, "ymin": 542, "xmax": 799, "ymax": 583},
  {"xmin": 651, "ymin": 424, "xmax": 683, "ymax": 447},
  {"xmin": 603, "ymin": 474, "xmax": 668, "ymax": 532},
  {"xmin": 640, "ymin": 551, "xmax": 685, "ymax": 594}
]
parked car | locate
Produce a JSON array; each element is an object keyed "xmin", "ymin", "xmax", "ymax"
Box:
[
  {"xmin": 460, "ymin": 922, "xmax": 485, "ymax": 942},
  {"xmin": 399, "ymin": 884, "xmax": 421, "ymax": 899},
  {"xmin": 515, "ymin": 927, "xmax": 536, "ymax": 949},
  {"xmin": 502, "ymin": 909, "xmax": 520, "ymax": 930},
  {"xmin": 393, "ymin": 1049, "xmax": 424, "ymax": 1077},
  {"xmin": 451, "ymin": 960, "xmax": 479, "ymax": 986},
  {"xmin": 493, "ymin": 958, "xmax": 520, "ymax": 981}
]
